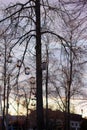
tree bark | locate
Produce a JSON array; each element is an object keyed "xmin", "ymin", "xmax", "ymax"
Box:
[{"xmin": 35, "ymin": 0, "xmax": 44, "ymax": 130}]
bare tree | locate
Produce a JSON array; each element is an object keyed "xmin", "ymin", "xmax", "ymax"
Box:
[
  {"xmin": 1, "ymin": 1, "xmax": 87, "ymax": 130},
  {"xmin": 0, "ymin": 1, "xmax": 68, "ymax": 130},
  {"xmin": 47, "ymin": 1, "xmax": 87, "ymax": 130}
]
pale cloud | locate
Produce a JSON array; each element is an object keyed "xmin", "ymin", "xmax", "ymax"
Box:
[{"xmin": 0, "ymin": 0, "xmax": 26, "ymax": 5}]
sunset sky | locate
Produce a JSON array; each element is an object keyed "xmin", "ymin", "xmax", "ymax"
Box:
[{"xmin": 0, "ymin": 0, "xmax": 87, "ymax": 118}]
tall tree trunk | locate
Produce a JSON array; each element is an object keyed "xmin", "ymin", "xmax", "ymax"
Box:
[
  {"xmin": 35, "ymin": 0, "xmax": 44, "ymax": 130},
  {"xmin": 67, "ymin": 44, "xmax": 73, "ymax": 130},
  {"xmin": 45, "ymin": 45, "xmax": 49, "ymax": 130}
]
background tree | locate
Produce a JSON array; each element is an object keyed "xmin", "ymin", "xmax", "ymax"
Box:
[{"xmin": 47, "ymin": 1, "xmax": 87, "ymax": 130}]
